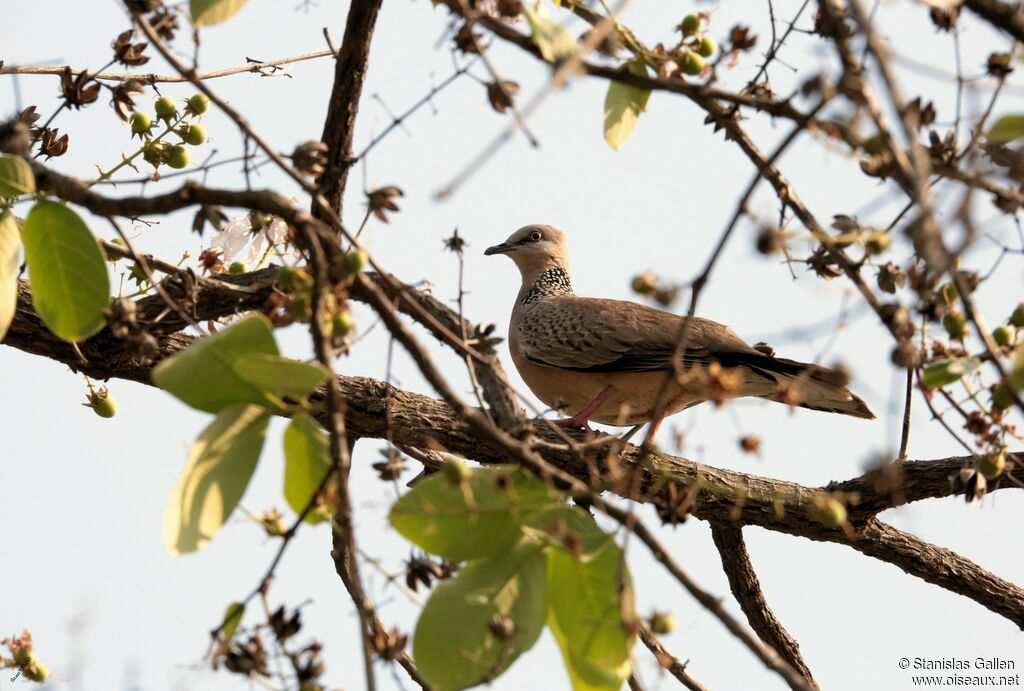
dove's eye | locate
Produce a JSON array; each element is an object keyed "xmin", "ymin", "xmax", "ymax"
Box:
[{"xmin": 529, "ymin": 230, "xmax": 543, "ymax": 242}]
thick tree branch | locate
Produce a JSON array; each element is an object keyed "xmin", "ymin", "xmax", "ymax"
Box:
[
  {"xmin": 710, "ymin": 521, "xmax": 818, "ymax": 689},
  {"xmin": 6, "ymin": 283, "xmax": 1022, "ymax": 631},
  {"xmin": 315, "ymin": 0, "xmax": 384, "ymax": 222}
]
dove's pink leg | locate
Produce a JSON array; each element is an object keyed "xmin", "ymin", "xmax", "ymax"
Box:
[{"xmin": 554, "ymin": 385, "xmax": 615, "ymax": 430}]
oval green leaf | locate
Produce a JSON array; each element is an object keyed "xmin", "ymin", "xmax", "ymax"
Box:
[
  {"xmin": 164, "ymin": 403, "xmax": 269, "ymax": 554},
  {"xmin": 523, "ymin": 506, "xmax": 610, "ymax": 561},
  {"xmin": 191, "ymin": 0, "xmax": 249, "ymax": 26},
  {"xmin": 0, "ymin": 154, "xmax": 35, "ymax": 197},
  {"xmin": 414, "ymin": 544, "xmax": 548, "ymax": 690},
  {"xmin": 523, "ymin": 5, "xmax": 578, "ymax": 63},
  {"xmin": 0, "ymin": 212, "xmax": 21, "ymax": 341},
  {"xmin": 283, "ymin": 413, "xmax": 332, "ymax": 524},
  {"xmin": 153, "ymin": 313, "xmax": 280, "ymax": 413},
  {"xmin": 236, "ymin": 354, "xmax": 329, "ymax": 401},
  {"xmin": 216, "ymin": 602, "xmax": 245, "ymax": 655},
  {"xmin": 21, "ymin": 201, "xmax": 110, "ymax": 342},
  {"xmin": 389, "ymin": 466, "xmax": 562, "ymax": 561},
  {"xmin": 921, "ymin": 356, "xmax": 981, "ymax": 389},
  {"xmin": 548, "ymin": 539, "xmax": 636, "ymax": 691},
  {"xmin": 604, "ymin": 62, "xmax": 651, "ymax": 150},
  {"xmin": 988, "ymin": 115, "xmax": 1024, "ymax": 145}
]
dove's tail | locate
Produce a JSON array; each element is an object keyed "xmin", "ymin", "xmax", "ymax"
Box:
[{"xmin": 733, "ymin": 352, "xmax": 876, "ymax": 419}]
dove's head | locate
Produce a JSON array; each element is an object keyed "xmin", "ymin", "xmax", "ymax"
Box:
[{"xmin": 485, "ymin": 224, "xmax": 569, "ymax": 276}]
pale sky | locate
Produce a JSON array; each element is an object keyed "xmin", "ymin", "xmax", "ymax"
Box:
[{"xmin": 2, "ymin": 1, "xmax": 1022, "ymax": 690}]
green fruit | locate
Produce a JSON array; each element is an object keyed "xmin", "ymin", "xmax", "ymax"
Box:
[
  {"xmin": 938, "ymin": 281, "xmax": 959, "ymax": 306},
  {"xmin": 864, "ymin": 231, "xmax": 891, "ymax": 255},
  {"xmin": 1011, "ymin": 302, "xmax": 1024, "ymax": 328},
  {"xmin": 25, "ymin": 661, "xmax": 49, "ymax": 682},
  {"xmin": 287, "ymin": 293, "xmax": 311, "ymax": 321},
  {"xmin": 276, "ymin": 266, "xmax": 309, "ymax": 291},
  {"xmin": 697, "ymin": 35, "xmax": 717, "ymax": 58},
  {"xmin": 166, "ymin": 144, "xmax": 190, "ymax": 169},
  {"xmin": 443, "ymin": 458, "xmax": 471, "ymax": 486},
  {"xmin": 943, "ymin": 310, "xmax": 969, "ymax": 340},
  {"xmin": 649, "ymin": 612, "xmax": 676, "ymax": 635},
  {"xmin": 129, "ymin": 110, "xmax": 152, "ymax": 134},
  {"xmin": 683, "ymin": 51, "xmax": 706, "ymax": 76},
  {"xmin": 977, "ymin": 451, "xmax": 1006, "ymax": 479},
  {"xmin": 631, "ymin": 272, "xmax": 657, "ymax": 295},
  {"xmin": 183, "ymin": 123, "xmax": 208, "ymax": 146},
  {"xmin": 992, "ymin": 384, "xmax": 1014, "ymax": 410},
  {"xmin": 186, "ymin": 93, "xmax": 210, "ymax": 115},
  {"xmin": 249, "ymin": 212, "xmax": 272, "ymax": 232},
  {"xmin": 680, "ymin": 13, "xmax": 700, "ymax": 35},
  {"xmin": 154, "ymin": 95, "xmax": 177, "ymax": 119},
  {"xmin": 259, "ymin": 511, "xmax": 288, "ymax": 537},
  {"xmin": 143, "ymin": 142, "xmax": 166, "ymax": 167},
  {"xmin": 88, "ymin": 390, "xmax": 118, "ymax": 418},
  {"xmin": 228, "ymin": 261, "xmax": 248, "ymax": 274},
  {"xmin": 331, "ymin": 310, "xmax": 354, "ymax": 339},
  {"xmin": 993, "ymin": 325, "xmax": 1014, "ymax": 348},
  {"xmin": 345, "ymin": 250, "xmax": 368, "ymax": 274},
  {"xmin": 105, "ymin": 237, "xmax": 128, "ymax": 262}
]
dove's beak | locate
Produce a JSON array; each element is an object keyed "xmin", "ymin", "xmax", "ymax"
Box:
[{"xmin": 484, "ymin": 241, "xmax": 515, "ymax": 256}]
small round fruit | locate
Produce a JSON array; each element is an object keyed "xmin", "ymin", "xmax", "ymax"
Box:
[
  {"xmin": 154, "ymin": 95, "xmax": 178, "ymax": 119},
  {"xmin": 129, "ymin": 110, "xmax": 152, "ymax": 134},
  {"xmin": 937, "ymin": 281, "xmax": 959, "ymax": 306},
  {"xmin": 992, "ymin": 384, "xmax": 1014, "ymax": 411},
  {"xmin": 166, "ymin": 144, "xmax": 191, "ymax": 169},
  {"xmin": 249, "ymin": 212, "xmax": 272, "ymax": 232},
  {"xmin": 943, "ymin": 310, "xmax": 969, "ymax": 340},
  {"xmin": 276, "ymin": 265, "xmax": 309, "ymax": 292},
  {"xmin": 25, "ymin": 661, "xmax": 49, "ymax": 683},
  {"xmin": 864, "ymin": 231, "xmax": 891, "ymax": 255},
  {"xmin": 977, "ymin": 451, "xmax": 1006, "ymax": 479},
  {"xmin": 649, "ymin": 612, "xmax": 677, "ymax": 635},
  {"xmin": 143, "ymin": 142, "xmax": 166, "ymax": 167},
  {"xmin": 229, "ymin": 261, "xmax": 248, "ymax": 274},
  {"xmin": 183, "ymin": 123, "xmax": 208, "ymax": 146},
  {"xmin": 287, "ymin": 293, "xmax": 311, "ymax": 321},
  {"xmin": 993, "ymin": 325, "xmax": 1014, "ymax": 348},
  {"xmin": 680, "ymin": 14, "xmax": 701, "ymax": 35},
  {"xmin": 683, "ymin": 51, "xmax": 706, "ymax": 76},
  {"xmin": 88, "ymin": 390, "xmax": 118, "ymax": 418},
  {"xmin": 697, "ymin": 35, "xmax": 717, "ymax": 58},
  {"xmin": 443, "ymin": 458, "xmax": 471, "ymax": 486},
  {"xmin": 345, "ymin": 250, "xmax": 368, "ymax": 274},
  {"xmin": 332, "ymin": 310, "xmax": 354, "ymax": 339},
  {"xmin": 631, "ymin": 272, "xmax": 657, "ymax": 295},
  {"xmin": 1011, "ymin": 302, "xmax": 1024, "ymax": 328},
  {"xmin": 187, "ymin": 93, "xmax": 211, "ymax": 115},
  {"xmin": 105, "ymin": 237, "xmax": 128, "ymax": 262}
]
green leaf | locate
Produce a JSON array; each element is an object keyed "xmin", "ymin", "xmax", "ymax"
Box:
[
  {"xmin": 414, "ymin": 544, "xmax": 548, "ymax": 690},
  {"xmin": 235, "ymin": 354, "xmax": 329, "ymax": 401},
  {"xmin": 190, "ymin": 0, "xmax": 249, "ymax": 26},
  {"xmin": 0, "ymin": 154, "xmax": 35, "ymax": 197},
  {"xmin": 163, "ymin": 404, "xmax": 269, "ymax": 554},
  {"xmin": 389, "ymin": 466, "xmax": 562, "ymax": 560},
  {"xmin": 988, "ymin": 115, "xmax": 1024, "ymax": 144},
  {"xmin": 21, "ymin": 201, "xmax": 110, "ymax": 342},
  {"xmin": 523, "ymin": 5, "xmax": 578, "ymax": 63},
  {"xmin": 548, "ymin": 539, "xmax": 636, "ymax": 691},
  {"xmin": 0, "ymin": 212, "xmax": 21, "ymax": 341},
  {"xmin": 921, "ymin": 356, "xmax": 981, "ymax": 389},
  {"xmin": 603, "ymin": 62, "xmax": 651, "ymax": 150},
  {"xmin": 216, "ymin": 602, "xmax": 245, "ymax": 655},
  {"xmin": 523, "ymin": 506, "xmax": 610, "ymax": 561},
  {"xmin": 153, "ymin": 313, "xmax": 279, "ymax": 413},
  {"xmin": 283, "ymin": 413, "xmax": 332, "ymax": 524}
]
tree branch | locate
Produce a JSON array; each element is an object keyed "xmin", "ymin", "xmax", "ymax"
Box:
[{"xmin": 710, "ymin": 521, "xmax": 818, "ymax": 689}]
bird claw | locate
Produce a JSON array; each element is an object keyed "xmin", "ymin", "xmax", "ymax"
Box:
[{"xmin": 553, "ymin": 416, "xmax": 594, "ymax": 432}]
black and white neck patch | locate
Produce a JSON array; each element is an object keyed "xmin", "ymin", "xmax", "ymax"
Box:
[{"xmin": 521, "ymin": 266, "xmax": 574, "ymax": 305}]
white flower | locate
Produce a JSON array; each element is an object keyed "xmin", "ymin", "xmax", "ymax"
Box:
[{"xmin": 209, "ymin": 214, "xmax": 294, "ymax": 265}]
